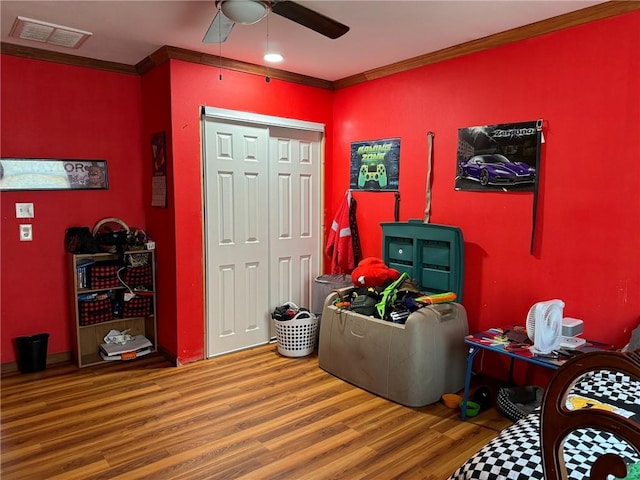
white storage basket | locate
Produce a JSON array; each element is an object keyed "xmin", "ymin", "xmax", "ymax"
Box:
[{"xmin": 273, "ymin": 311, "xmax": 318, "ymax": 357}]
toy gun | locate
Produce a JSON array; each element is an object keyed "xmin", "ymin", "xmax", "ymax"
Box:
[
  {"xmin": 415, "ymin": 292, "xmax": 457, "ymax": 304},
  {"xmin": 376, "ymin": 272, "xmax": 410, "ymax": 318}
]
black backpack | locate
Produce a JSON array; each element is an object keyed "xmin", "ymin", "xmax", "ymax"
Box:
[{"xmin": 64, "ymin": 226, "xmax": 99, "ymax": 254}]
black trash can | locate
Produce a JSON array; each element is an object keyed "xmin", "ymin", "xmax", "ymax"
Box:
[{"xmin": 15, "ymin": 333, "xmax": 49, "ymax": 373}]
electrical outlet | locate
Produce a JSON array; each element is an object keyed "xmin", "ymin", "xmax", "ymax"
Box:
[
  {"xmin": 19, "ymin": 224, "xmax": 33, "ymax": 241},
  {"xmin": 16, "ymin": 203, "xmax": 34, "ymax": 218}
]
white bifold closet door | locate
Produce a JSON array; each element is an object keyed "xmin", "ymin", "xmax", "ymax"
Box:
[{"xmin": 202, "ymin": 109, "xmax": 322, "ymax": 357}]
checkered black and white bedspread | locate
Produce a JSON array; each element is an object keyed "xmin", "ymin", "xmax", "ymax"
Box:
[{"xmin": 448, "ymin": 370, "xmax": 640, "ymax": 480}]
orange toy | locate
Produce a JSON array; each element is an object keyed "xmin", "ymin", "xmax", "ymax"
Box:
[{"xmin": 415, "ymin": 292, "xmax": 457, "ymax": 304}]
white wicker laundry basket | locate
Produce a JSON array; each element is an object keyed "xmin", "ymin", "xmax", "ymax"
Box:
[{"xmin": 273, "ymin": 311, "xmax": 318, "ymax": 357}]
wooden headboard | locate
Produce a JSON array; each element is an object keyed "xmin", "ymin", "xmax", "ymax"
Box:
[{"xmin": 540, "ymin": 350, "xmax": 640, "ymax": 480}]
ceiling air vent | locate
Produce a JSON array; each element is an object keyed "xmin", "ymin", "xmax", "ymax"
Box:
[{"xmin": 9, "ymin": 16, "xmax": 92, "ymax": 49}]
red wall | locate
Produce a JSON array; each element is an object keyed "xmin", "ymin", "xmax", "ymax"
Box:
[
  {"xmin": 2, "ymin": 10, "xmax": 638, "ymax": 370},
  {"xmin": 142, "ymin": 61, "xmax": 335, "ymax": 363},
  {"xmin": 330, "ymin": 11, "xmax": 640, "ymax": 351},
  {"xmin": 0, "ymin": 55, "xmax": 145, "ymax": 363},
  {"xmin": 140, "ymin": 62, "xmax": 178, "ymax": 360}
]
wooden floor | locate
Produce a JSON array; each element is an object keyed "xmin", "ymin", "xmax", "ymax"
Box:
[{"xmin": 1, "ymin": 344, "xmax": 511, "ymax": 480}]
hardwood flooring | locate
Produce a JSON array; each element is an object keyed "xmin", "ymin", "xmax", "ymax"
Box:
[{"xmin": 1, "ymin": 344, "xmax": 511, "ymax": 479}]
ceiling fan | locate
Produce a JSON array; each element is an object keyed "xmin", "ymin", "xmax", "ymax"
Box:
[{"xmin": 203, "ymin": 0, "xmax": 350, "ymax": 43}]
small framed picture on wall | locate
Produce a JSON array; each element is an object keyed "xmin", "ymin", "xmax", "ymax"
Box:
[
  {"xmin": 0, "ymin": 158, "xmax": 108, "ymax": 191},
  {"xmin": 151, "ymin": 132, "xmax": 167, "ymax": 207}
]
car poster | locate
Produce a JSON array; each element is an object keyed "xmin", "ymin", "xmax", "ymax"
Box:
[
  {"xmin": 350, "ymin": 137, "xmax": 400, "ymax": 191},
  {"xmin": 455, "ymin": 121, "xmax": 541, "ymax": 192}
]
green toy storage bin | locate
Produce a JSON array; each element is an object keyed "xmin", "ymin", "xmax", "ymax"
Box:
[{"xmin": 381, "ymin": 220, "xmax": 464, "ymax": 301}]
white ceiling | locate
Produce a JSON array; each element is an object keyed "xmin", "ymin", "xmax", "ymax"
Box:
[{"xmin": 1, "ymin": 1, "xmax": 605, "ymax": 81}]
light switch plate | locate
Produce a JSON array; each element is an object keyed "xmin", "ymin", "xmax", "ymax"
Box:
[
  {"xmin": 19, "ymin": 224, "xmax": 33, "ymax": 241},
  {"xmin": 16, "ymin": 203, "xmax": 34, "ymax": 218}
]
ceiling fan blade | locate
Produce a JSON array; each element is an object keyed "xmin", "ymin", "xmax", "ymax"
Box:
[
  {"xmin": 271, "ymin": 1, "xmax": 349, "ymax": 39},
  {"xmin": 203, "ymin": 9, "xmax": 235, "ymax": 43}
]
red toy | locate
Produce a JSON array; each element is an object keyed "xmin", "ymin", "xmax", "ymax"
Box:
[{"xmin": 351, "ymin": 257, "xmax": 401, "ymax": 288}]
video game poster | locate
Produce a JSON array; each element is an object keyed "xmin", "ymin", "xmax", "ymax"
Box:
[{"xmin": 349, "ymin": 137, "xmax": 400, "ymax": 191}]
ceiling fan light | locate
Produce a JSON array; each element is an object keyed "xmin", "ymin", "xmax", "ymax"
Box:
[
  {"xmin": 264, "ymin": 52, "xmax": 283, "ymax": 63},
  {"xmin": 220, "ymin": 0, "xmax": 268, "ymax": 25}
]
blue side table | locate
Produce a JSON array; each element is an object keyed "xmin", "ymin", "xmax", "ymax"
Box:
[{"xmin": 460, "ymin": 328, "xmax": 611, "ymax": 420}]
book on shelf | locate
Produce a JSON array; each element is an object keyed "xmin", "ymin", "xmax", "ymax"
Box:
[
  {"xmin": 99, "ymin": 335, "xmax": 153, "ymax": 361},
  {"xmin": 100, "ymin": 348, "xmax": 152, "ymax": 361},
  {"xmin": 76, "ymin": 259, "xmax": 95, "ymax": 289}
]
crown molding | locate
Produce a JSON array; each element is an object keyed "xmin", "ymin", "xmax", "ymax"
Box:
[
  {"xmin": 136, "ymin": 46, "xmax": 333, "ymax": 90},
  {"xmin": 333, "ymin": 1, "xmax": 640, "ymax": 89},
  {"xmin": 1, "ymin": 1, "xmax": 637, "ymax": 90},
  {"xmin": 0, "ymin": 42, "xmax": 137, "ymax": 75}
]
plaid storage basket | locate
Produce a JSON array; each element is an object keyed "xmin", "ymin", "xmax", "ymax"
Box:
[
  {"xmin": 90, "ymin": 265, "xmax": 120, "ymax": 289},
  {"xmin": 122, "ymin": 265, "xmax": 152, "ymax": 288},
  {"xmin": 79, "ymin": 298, "xmax": 113, "ymax": 326},
  {"xmin": 123, "ymin": 295, "xmax": 153, "ymax": 318}
]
